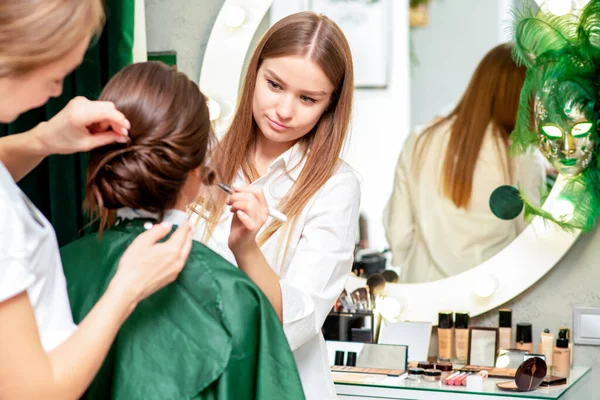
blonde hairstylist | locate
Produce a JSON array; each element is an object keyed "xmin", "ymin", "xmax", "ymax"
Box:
[{"xmin": 0, "ymin": 1, "xmax": 193, "ymax": 398}]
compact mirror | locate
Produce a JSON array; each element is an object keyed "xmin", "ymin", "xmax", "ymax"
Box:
[{"xmin": 496, "ymin": 357, "xmax": 547, "ymax": 392}]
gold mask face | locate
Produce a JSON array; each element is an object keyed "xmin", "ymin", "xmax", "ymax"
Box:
[{"xmin": 534, "ymin": 84, "xmax": 595, "ymax": 177}]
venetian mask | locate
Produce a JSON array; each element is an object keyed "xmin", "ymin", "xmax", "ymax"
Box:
[{"xmin": 534, "ymin": 80, "xmax": 595, "ymax": 177}]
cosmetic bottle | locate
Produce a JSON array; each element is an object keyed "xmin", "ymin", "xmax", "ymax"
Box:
[
  {"xmin": 553, "ymin": 329, "xmax": 570, "ymax": 378},
  {"xmin": 515, "ymin": 323, "xmax": 533, "ymax": 353},
  {"xmin": 538, "ymin": 329, "xmax": 554, "ymax": 375},
  {"xmin": 334, "ymin": 351, "xmax": 345, "ymax": 366},
  {"xmin": 498, "ymin": 309, "xmax": 512, "ymax": 350},
  {"xmin": 559, "ymin": 327, "xmax": 573, "ymax": 367},
  {"xmin": 438, "ymin": 312, "xmax": 454, "ymax": 362},
  {"xmin": 455, "ymin": 312, "xmax": 470, "ymax": 363}
]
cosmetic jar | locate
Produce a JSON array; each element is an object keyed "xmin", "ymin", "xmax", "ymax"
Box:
[
  {"xmin": 424, "ymin": 369, "xmax": 442, "ymax": 382},
  {"xmin": 417, "ymin": 361, "xmax": 434, "ymax": 370},
  {"xmin": 407, "ymin": 368, "xmax": 425, "ymax": 381},
  {"xmin": 435, "ymin": 362, "xmax": 453, "ymax": 379}
]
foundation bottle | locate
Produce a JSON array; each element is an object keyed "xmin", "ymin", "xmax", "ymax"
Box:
[
  {"xmin": 559, "ymin": 327, "xmax": 573, "ymax": 367},
  {"xmin": 454, "ymin": 312, "xmax": 470, "ymax": 363},
  {"xmin": 438, "ymin": 312, "xmax": 454, "ymax": 362},
  {"xmin": 553, "ymin": 329, "xmax": 570, "ymax": 378},
  {"xmin": 515, "ymin": 323, "xmax": 533, "ymax": 353},
  {"xmin": 498, "ymin": 309, "xmax": 512, "ymax": 350},
  {"xmin": 538, "ymin": 329, "xmax": 554, "ymax": 375}
]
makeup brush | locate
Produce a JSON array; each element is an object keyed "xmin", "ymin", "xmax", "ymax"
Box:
[{"xmin": 216, "ymin": 182, "xmax": 288, "ymax": 223}]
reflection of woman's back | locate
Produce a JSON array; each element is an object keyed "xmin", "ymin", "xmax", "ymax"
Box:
[
  {"xmin": 384, "ymin": 44, "xmax": 545, "ymax": 284},
  {"xmin": 59, "ymin": 62, "xmax": 304, "ymax": 399}
]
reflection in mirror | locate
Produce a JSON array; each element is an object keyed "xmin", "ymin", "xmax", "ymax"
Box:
[
  {"xmin": 322, "ymin": 310, "xmax": 375, "ymax": 343},
  {"xmin": 378, "ymin": 320, "xmax": 432, "ymax": 361},
  {"xmin": 326, "ymin": 341, "xmax": 408, "ymax": 371},
  {"xmin": 468, "ymin": 327, "xmax": 499, "ymax": 367},
  {"xmin": 495, "ymin": 348, "xmax": 529, "ymax": 369},
  {"xmin": 382, "ymin": 0, "xmax": 548, "ymax": 284}
]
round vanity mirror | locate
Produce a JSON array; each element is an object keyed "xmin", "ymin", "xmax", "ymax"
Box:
[{"xmin": 199, "ymin": 0, "xmax": 581, "ymax": 325}]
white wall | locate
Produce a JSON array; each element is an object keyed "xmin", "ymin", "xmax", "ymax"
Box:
[
  {"xmin": 342, "ymin": 1, "xmax": 410, "ymax": 251},
  {"xmin": 410, "ymin": 0, "xmax": 515, "ymax": 128}
]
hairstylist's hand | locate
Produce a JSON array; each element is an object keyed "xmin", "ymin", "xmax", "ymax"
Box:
[
  {"xmin": 227, "ymin": 186, "xmax": 269, "ymax": 254},
  {"xmin": 109, "ymin": 221, "xmax": 193, "ymax": 308},
  {"xmin": 36, "ymin": 96, "xmax": 131, "ymax": 155}
]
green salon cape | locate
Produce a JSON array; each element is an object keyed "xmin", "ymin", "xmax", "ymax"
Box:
[{"xmin": 60, "ymin": 218, "xmax": 305, "ymax": 400}]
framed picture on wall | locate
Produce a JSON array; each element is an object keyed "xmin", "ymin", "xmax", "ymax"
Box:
[{"xmin": 309, "ymin": 0, "xmax": 390, "ymax": 89}]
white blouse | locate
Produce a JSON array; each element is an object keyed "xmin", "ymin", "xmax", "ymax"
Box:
[
  {"xmin": 193, "ymin": 144, "xmax": 361, "ymax": 400},
  {"xmin": 383, "ymin": 120, "xmax": 546, "ymax": 283}
]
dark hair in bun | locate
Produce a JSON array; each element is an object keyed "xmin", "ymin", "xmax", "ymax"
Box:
[{"xmin": 84, "ymin": 61, "xmax": 214, "ymax": 233}]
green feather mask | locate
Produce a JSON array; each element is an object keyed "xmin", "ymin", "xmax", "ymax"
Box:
[{"xmin": 512, "ymin": 0, "xmax": 600, "ymax": 231}]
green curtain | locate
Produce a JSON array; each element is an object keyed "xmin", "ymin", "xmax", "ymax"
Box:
[{"xmin": 0, "ymin": 0, "xmax": 135, "ymax": 246}]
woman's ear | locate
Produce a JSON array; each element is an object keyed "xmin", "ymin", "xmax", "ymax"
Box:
[{"xmin": 201, "ymin": 166, "xmax": 216, "ymax": 186}]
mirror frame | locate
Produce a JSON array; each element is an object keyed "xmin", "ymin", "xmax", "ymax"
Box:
[
  {"xmin": 199, "ymin": 0, "xmax": 581, "ymax": 325},
  {"xmin": 347, "ymin": 178, "xmax": 579, "ymax": 324}
]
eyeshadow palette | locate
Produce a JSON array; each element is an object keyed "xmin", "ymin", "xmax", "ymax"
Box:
[{"xmin": 331, "ymin": 365, "xmax": 405, "ymax": 376}]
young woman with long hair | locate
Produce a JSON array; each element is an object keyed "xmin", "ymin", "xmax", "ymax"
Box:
[
  {"xmin": 384, "ymin": 43, "xmax": 545, "ymax": 283},
  {"xmin": 194, "ymin": 12, "xmax": 360, "ymax": 399}
]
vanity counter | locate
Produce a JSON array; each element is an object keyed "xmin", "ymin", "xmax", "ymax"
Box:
[{"xmin": 334, "ymin": 367, "xmax": 592, "ymax": 400}]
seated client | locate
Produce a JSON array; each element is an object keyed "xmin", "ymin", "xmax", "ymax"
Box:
[{"xmin": 60, "ymin": 61, "xmax": 304, "ymax": 400}]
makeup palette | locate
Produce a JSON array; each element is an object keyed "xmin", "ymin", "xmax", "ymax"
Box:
[{"xmin": 331, "ymin": 365, "xmax": 405, "ymax": 377}]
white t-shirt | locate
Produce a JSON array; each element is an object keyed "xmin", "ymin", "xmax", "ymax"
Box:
[
  {"xmin": 0, "ymin": 161, "xmax": 77, "ymax": 351},
  {"xmin": 193, "ymin": 144, "xmax": 361, "ymax": 400}
]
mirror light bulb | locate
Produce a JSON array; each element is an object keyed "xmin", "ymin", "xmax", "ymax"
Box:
[
  {"xmin": 223, "ymin": 5, "xmax": 246, "ymax": 28},
  {"xmin": 473, "ymin": 275, "xmax": 496, "ymax": 298},
  {"xmin": 496, "ymin": 353, "xmax": 510, "ymax": 368},
  {"xmin": 545, "ymin": 0, "xmax": 573, "ymax": 16},
  {"xmin": 552, "ymin": 198, "xmax": 575, "ymax": 223},
  {"xmin": 375, "ymin": 297, "xmax": 402, "ymax": 322},
  {"xmin": 207, "ymin": 98, "xmax": 221, "ymax": 121}
]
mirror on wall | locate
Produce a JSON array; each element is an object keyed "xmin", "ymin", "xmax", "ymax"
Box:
[
  {"xmin": 372, "ymin": 0, "xmax": 549, "ymax": 284},
  {"xmin": 199, "ymin": 0, "xmax": 580, "ymax": 324},
  {"xmin": 267, "ymin": 0, "xmax": 548, "ymax": 285}
]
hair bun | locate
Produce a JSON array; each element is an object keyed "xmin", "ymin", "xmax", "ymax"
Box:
[{"xmin": 84, "ymin": 61, "xmax": 214, "ymax": 234}]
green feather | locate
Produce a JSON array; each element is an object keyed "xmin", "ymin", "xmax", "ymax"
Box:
[
  {"xmin": 578, "ymin": 0, "xmax": 600, "ymax": 60},
  {"xmin": 512, "ymin": 7, "xmax": 579, "ymax": 68},
  {"xmin": 511, "ymin": 0, "xmax": 600, "ymax": 232}
]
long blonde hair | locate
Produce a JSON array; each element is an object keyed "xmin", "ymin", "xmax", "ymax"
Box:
[
  {"xmin": 416, "ymin": 43, "xmax": 526, "ymax": 209},
  {"xmin": 0, "ymin": 0, "xmax": 104, "ymax": 77},
  {"xmin": 202, "ymin": 11, "xmax": 354, "ymax": 247}
]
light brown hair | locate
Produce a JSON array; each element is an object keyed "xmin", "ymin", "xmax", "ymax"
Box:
[
  {"xmin": 202, "ymin": 11, "xmax": 354, "ymax": 246},
  {"xmin": 416, "ymin": 43, "xmax": 526, "ymax": 209},
  {"xmin": 0, "ymin": 0, "xmax": 105, "ymax": 77},
  {"xmin": 85, "ymin": 61, "xmax": 213, "ymax": 234}
]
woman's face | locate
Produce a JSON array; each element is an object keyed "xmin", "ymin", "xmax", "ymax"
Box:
[
  {"xmin": 0, "ymin": 37, "xmax": 88, "ymax": 123},
  {"xmin": 252, "ymin": 56, "xmax": 335, "ymax": 147}
]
